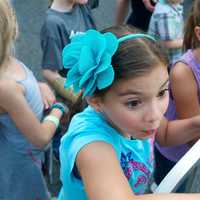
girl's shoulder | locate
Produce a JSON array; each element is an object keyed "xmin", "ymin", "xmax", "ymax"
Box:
[
  {"xmin": 172, "ymin": 50, "xmax": 198, "ymax": 75},
  {"xmin": 170, "ymin": 61, "xmax": 193, "ymax": 85},
  {"xmin": 0, "ymin": 79, "xmax": 24, "ymax": 108},
  {"xmin": 0, "ymin": 59, "xmax": 28, "ymax": 86},
  {"xmin": 0, "ymin": 78, "xmax": 23, "ymax": 94}
]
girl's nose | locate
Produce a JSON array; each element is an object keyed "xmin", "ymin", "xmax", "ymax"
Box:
[{"xmin": 144, "ymin": 101, "xmax": 162, "ymax": 125}]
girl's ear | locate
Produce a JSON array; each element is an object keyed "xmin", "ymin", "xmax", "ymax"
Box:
[
  {"xmin": 86, "ymin": 96, "xmax": 102, "ymax": 112},
  {"xmin": 194, "ymin": 26, "xmax": 200, "ymax": 41}
]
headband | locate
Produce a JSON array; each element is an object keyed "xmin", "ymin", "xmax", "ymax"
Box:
[
  {"xmin": 62, "ymin": 29, "xmax": 155, "ymax": 97},
  {"xmin": 118, "ymin": 33, "xmax": 156, "ymax": 43}
]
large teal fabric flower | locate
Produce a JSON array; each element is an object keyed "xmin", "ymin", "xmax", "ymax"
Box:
[{"xmin": 62, "ymin": 29, "xmax": 119, "ymax": 97}]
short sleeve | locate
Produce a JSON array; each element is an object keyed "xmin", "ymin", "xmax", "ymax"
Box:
[
  {"xmin": 40, "ymin": 17, "xmax": 70, "ymax": 70},
  {"xmin": 40, "ymin": 35, "xmax": 63, "ymax": 70},
  {"xmin": 59, "ymin": 130, "xmax": 114, "ymax": 181}
]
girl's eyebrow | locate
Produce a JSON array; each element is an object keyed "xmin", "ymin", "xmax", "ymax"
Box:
[
  {"xmin": 118, "ymin": 90, "xmax": 142, "ymax": 96},
  {"xmin": 117, "ymin": 79, "xmax": 170, "ymax": 97},
  {"xmin": 160, "ymin": 79, "xmax": 169, "ymax": 89}
]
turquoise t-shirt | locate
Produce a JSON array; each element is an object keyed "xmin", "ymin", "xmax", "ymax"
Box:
[{"xmin": 58, "ymin": 106, "xmax": 155, "ymax": 199}]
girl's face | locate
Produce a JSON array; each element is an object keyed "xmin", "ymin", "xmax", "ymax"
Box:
[{"xmin": 94, "ymin": 65, "xmax": 169, "ymax": 140}]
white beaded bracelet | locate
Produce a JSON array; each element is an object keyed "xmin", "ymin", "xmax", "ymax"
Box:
[{"xmin": 43, "ymin": 115, "xmax": 59, "ymax": 128}]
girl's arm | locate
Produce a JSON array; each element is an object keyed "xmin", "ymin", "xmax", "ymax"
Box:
[
  {"xmin": 76, "ymin": 141, "xmax": 200, "ymax": 200},
  {"xmin": 0, "ymin": 80, "xmax": 64, "ymax": 149},
  {"xmin": 156, "ymin": 115, "xmax": 200, "ymax": 146},
  {"xmin": 115, "ymin": 0, "xmax": 130, "ymax": 25},
  {"xmin": 156, "ymin": 62, "xmax": 200, "ymax": 146},
  {"xmin": 170, "ymin": 62, "xmax": 200, "ymax": 119},
  {"xmin": 171, "ymin": 62, "xmax": 200, "ymax": 144}
]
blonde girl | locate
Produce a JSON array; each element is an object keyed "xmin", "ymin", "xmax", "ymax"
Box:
[{"xmin": 0, "ymin": 1, "xmax": 66, "ymax": 199}]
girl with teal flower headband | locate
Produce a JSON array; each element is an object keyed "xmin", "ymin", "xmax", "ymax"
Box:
[{"xmin": 59, "ymin": 25, "xmax": 200, "ymax": 200}]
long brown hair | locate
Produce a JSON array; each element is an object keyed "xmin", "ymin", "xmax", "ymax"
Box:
[{"xmin": 183, "ymin": 0, "xmax": 200, "ymax": 51}]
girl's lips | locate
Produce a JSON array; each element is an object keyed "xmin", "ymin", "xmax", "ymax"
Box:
[{"xmin": 142, "ymin": 129, "xmax": 157, "ymax": 136}]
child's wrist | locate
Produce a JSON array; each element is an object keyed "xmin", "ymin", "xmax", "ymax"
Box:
[
  {"xmin": 50, "ymin": 102, "xmax": 68, "ymax": 115},
  {"xmin": 43, "ymin": 115, "xmax": 60, "ymax": 129}
]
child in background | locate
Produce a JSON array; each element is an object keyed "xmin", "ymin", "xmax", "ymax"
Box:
[
  {"xmin": 40, "ymin": 0, "xmax": 97, "ymax": 105},
  {"xmin": 148, "ymin": 0, "xmax": 183, "ymax": 66},
  {"xmin": 40, "ymin": 0, "xmax": 97, "ymax": 158},
  {"xmin": 116, "ymin": 0, "xmax": 156, "ymax": 32},
  {"xmin": 0, "ymin": 1, "xmax": 66, "ymax": 199},
  {"xmin": 58, "ymin": 25, "xmax": 200, "ymax": 199},
  {"xmin": 154, "ymin": 0, "xmax": 200, "ymax": 190}
]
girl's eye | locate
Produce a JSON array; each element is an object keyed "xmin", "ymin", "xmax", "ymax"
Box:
[
  {"xmin": 125, "ymin": 100, "xmax": 141, "ymax": 108},
  {"xmin": 157, "ymin": 89, "xmax": 169, "ymax": 98}
]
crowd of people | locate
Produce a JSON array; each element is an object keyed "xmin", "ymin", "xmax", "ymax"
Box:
[{"xmin": 1, "ymin": 0, "xmax": 200, "ymax": 200}]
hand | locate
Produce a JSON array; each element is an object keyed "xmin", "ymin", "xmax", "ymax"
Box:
[
  {"xmin": 38, "ymin": 82, "xmax": 55, "ymax": 110},
  {"xmin": 143, "ymin": 0, "xmax": 155, "ymax": 12},
  {"xmin": 51, "ymin": 101, "xmax": 70, "ymax": 133},
  {"xmin": 51, "ymin": 102, "xmax": 69, "ymax": 115}
]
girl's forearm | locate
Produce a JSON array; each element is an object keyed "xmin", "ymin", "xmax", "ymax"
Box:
[
  {"xmin": 40, "ymin": 108, "xmax": 63, "ymax": 147},
  {"xmin": 157, "ymin": 116, "xmax": 200, "ymax": 146}
]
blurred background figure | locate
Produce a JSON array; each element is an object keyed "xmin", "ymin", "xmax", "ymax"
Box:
[{"xmin": 116, "ymin": 0, "xmax": 157, "ymax": 32}]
